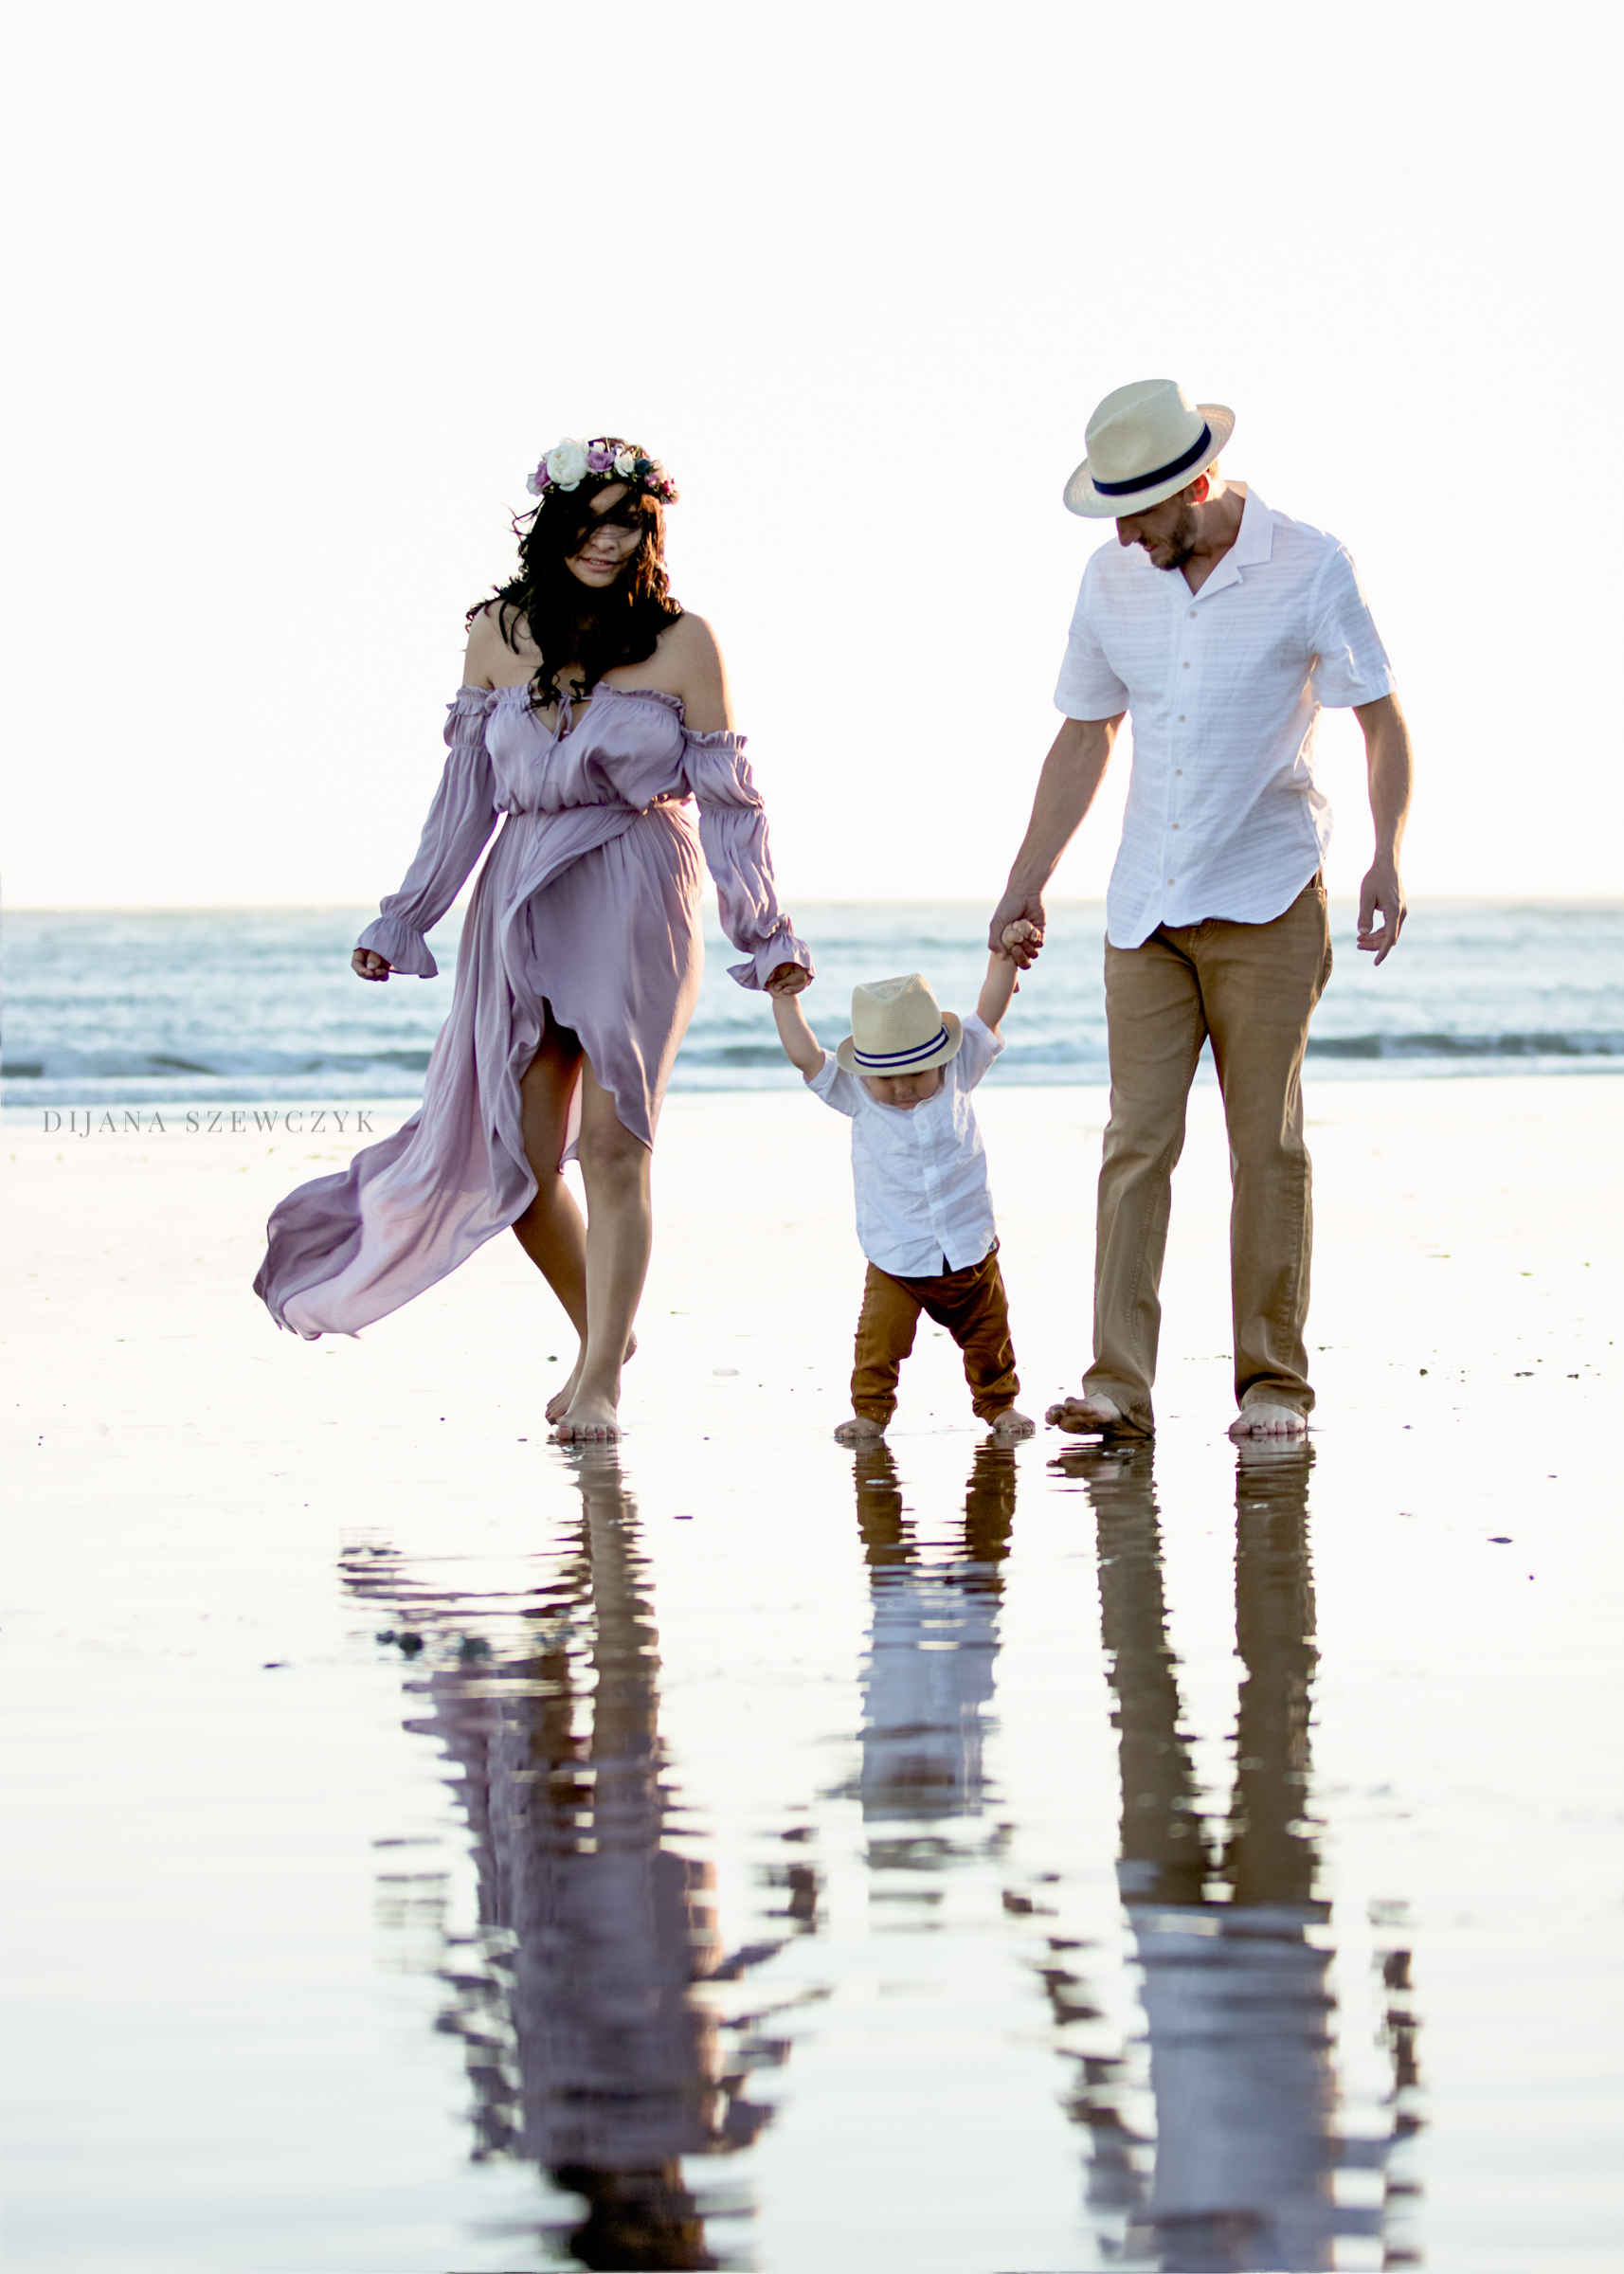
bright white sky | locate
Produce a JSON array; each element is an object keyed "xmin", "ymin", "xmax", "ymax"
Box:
[{"xmin": 4, "ymin": 0, "xmax": 1618, "ymax": 909}]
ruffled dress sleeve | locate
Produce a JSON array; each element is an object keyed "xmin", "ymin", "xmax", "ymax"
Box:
[
  {"xmin": 355, "ymin": 689, "xmax": 502, "ymax": 978},
  {"xmin": 678, "ymin": 726, "xmax": 813, "ymax": 991}
]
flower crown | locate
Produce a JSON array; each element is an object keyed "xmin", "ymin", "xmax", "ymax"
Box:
[{"xmin": 526, "ymin": 436, "xmax": 678, "ymax": 504}]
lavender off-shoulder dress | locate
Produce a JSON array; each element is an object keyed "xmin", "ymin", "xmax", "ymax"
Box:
[{"xmin": 254, "ymin": 681, "xmax": 809, "ymax": 1339}]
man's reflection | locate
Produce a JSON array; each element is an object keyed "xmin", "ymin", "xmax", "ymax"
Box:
[
  {"xmin": 851, "ymin": 1442, "xmax": 1016, "ymax": 1877},
  {"xmin": 1056, "ymin": 1438, "xmax": 1416, "ymax": 2270},
  {"xmin": 345, "ymin": 1455, "xmax": 771, "ymax": 2271}
]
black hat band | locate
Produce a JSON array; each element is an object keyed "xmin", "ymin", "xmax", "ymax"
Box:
[{"xmin": 1091, "ymin": 422, "xmax": 1214, "ymax": 499}]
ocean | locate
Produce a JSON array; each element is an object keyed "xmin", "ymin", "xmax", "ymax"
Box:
[{"xmin": 5, "ymin": 899, "xmax": 1623, "ymax": 1113}]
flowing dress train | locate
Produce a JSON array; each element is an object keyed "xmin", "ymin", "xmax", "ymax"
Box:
[{"xmin": 253, "ymin": 681, "xmax": 808, "ymax": 1338}]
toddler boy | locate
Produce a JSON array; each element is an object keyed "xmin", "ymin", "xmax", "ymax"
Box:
[{"xmin": 771, "ymin": 935, "xmax": 1035, "ymax": 1443}]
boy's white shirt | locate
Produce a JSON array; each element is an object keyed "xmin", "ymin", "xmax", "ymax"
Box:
[{"xmin": 807, "ymin": 1012, "xmax": 1003, "ymax": 1277}]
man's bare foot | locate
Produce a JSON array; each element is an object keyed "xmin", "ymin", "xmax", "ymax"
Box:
[
  {"xmin": 1045, "ymin": 1393, "xmax": 1123, "ymax": 1435},
  {"xmin": 546, "ymin": 1332, "xmax": 637, "ymax": 1425},
  {"xmin": 552, "ymin": 1392, "xmax": 622, "ymax": 1442},
  {"xmin": 990, "ymin": 1407, "xmax": 1036, "ymax": 1439},
  {"xmin": 835, "ymin": 1415, "xmax": 886, "ymax": 1444},
  {"xmin": 1228, "ymin": 1401, "xmax": 1308, "ymax": 1440}
]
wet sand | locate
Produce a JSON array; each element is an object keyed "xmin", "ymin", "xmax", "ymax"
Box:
[{"xmin": 3, "ymin": 1075, "xmax": 1620, "ymax": 2271}]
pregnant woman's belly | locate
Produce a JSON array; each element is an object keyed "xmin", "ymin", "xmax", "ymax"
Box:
[{"xmin": 514, "ymin": 803, "xmax": 705, "ymax": 1146}]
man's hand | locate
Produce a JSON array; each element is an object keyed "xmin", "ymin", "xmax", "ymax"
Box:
[
  {"xmin": 352, "ymin": 949, "xmax": 393, "ymax": 982},
  {"xmin": 766, "ymin": 961, "xmax": 812, "ymax": 997},
  {"xmin": 988, "ymin": 890, "xmax": 1045, "ymax": 966},
  {"xmin": 1352, "ymin": 694, "xmax": 1413, "ymax": 967},
  {"xmin": 1357, "ymin": 858, "xmax": 1406, "ymax": 965}
]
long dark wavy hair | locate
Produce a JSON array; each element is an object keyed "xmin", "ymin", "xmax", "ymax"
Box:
[{"xmin": 469, "ymin": 438, "xmax": 682, "ymax": 710}]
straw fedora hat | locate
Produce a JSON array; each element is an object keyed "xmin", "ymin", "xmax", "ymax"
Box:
[
  {"xmin": 835, "ymin": 973, "xmax": 964, "ymax": 1078},
  {"xmin": 1063, "ymin": 378, "xmax": 1236, "ymax": 519}
]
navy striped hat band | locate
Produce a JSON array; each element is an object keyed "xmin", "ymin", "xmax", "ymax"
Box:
[
  {"xmin": 853, "ymin": 1024, "xmax": 950, "ymax": 1072},
  {"xmin": 1091, "ymin": 421, "xmax": 1213, "ymax": 499}
]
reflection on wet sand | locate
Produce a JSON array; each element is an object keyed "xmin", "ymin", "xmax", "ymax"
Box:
[
  {"xmin": 343, "ymin": 1456, "xmax": 784, "ymax": 2271},
  {"xmin": 850, "ymin": 1442, "xmax": 1017, "ymax": 1892},
  {"xmin": 1056, "ymin": 1439, "xmax": 1422, "ymax": 2271},
  {"xmin": 342, "ymin": 1435, "xmax": 1425, "ymax": 2270}
]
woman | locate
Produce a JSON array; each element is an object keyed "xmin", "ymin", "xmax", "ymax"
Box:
[{"xmin": 254, "ymin": 436, "xmax": 812, "ymax": 1440}]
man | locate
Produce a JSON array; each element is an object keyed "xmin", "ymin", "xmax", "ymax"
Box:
[{"xmin": 990, "ymin": 378, "xmax": 1412, "ymax": 1440}]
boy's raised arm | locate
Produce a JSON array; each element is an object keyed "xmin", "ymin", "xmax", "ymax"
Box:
[
  {"xmin": 772, "ymin": 988, "xmax": 826, "ymax": 1080},
  {"xmin": 976, "ymin": 921, "xmax": 1037, "ymax": 1036}
]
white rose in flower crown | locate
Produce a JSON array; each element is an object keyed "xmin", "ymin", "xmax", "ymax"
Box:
[
  {"xmin": 613, "ymin": 447, "xmax": 638, "ymax": 478},
  {"xmin": 545, "ymin": 438, "xmax": 590, "ymax": 491}
]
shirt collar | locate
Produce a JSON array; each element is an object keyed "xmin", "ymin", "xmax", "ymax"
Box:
[{"xmin": 1192, "ymin": 483, "xmax": 1273, "ymax": 601}]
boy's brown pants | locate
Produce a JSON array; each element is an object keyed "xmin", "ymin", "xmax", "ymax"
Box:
[{"xmin": 851, "ymin": 1243, "xmax": 1020, "ymax": 1425}]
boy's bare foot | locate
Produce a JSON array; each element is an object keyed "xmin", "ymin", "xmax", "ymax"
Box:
[
  {"xmin": 1046, "ymin": 1393, "xmax": 1123, "ymax": 1434},
  {"xmin": 546, "ymin": 1332, "xmax": 637, "ymax": 1425},
  {"xmin": 835, "ymin": 1415, "xmax": 886, "ymax": 1444},
  {"xmin": 990, "ymin": 1408, "xmax": 1036, "ymax": 1439},
  {"xmin": 1228, "ymin": 1401, "xmax": 1308, "ymax": 1440},
  {"xmin": 552, "ymin": 1392, "xmax": 622, "ymax": 1442}
]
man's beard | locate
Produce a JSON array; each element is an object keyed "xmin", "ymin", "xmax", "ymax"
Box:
[{"xmin": 1145, "ymin": 504, "xmax": 1198, "ymax": 571}]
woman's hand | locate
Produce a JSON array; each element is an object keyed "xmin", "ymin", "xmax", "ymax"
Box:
[
  {"xmin": 352, "ymin": 949, "xmax": 393, "ymax": 982},
  {"xmin": 766, "ymin": 962, "xmax": 812, "ymax": 997}
]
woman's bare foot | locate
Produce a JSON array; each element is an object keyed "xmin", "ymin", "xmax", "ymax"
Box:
[
  {"xmin": 1228, "ymin": 1401, "xmax": 1308, "ymax": 1440},
  {"xmin": 546, "ymin": 1331, "xmax": 637, "ymax": 1425},
  {"xmin": 990, "ymin": 1407, "xmax": 1037, "ymax": 1439},
  {"xmin": 1045, "ymin": 1393, "xmax": 1123, "ymax": 1434},
  {"xmin": 834, "ymin": 1415, "xmax": 886, "ymax": 1444},
  {"xmin": 552, "ymin": 1391, "xmax": 622, "ymax": 1442}
]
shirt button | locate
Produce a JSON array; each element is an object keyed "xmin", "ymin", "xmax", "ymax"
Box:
[
  {"xmin": 1176, "ymin": 767, "xmax": 1183, "ymax": 776},
  {"xmin": 1182, "ymin": 660, "xmax": 1190, "ymax": 669},
  {"xmin": 1166, "ymin": 876, "xmax": 1176, "ymax": 885},
  {"xmin": 1189, "ymin": 609, "xmax": 1197, "ymax": 618},
  {"xmin": 1178, "ymin": 713, "xmax": 1185, "ymax": 721},
  {"xmin": 1171, "ymin": 822, "xmax": 1180, "ymax": 830}
]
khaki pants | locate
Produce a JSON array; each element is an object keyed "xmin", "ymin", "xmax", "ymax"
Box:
[
  {"xmin": 1086, "ymin": 878, "xmax": 1333, "ymax": 1435},
  {"xmin": 852, "ymin": 1244, "xmax": 1020, "ymax": 1425}
]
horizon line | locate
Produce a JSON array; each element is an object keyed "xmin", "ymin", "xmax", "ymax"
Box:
[{"xmin": 7, "ymin": 893, "xmax": 1624, "ymax": 916}]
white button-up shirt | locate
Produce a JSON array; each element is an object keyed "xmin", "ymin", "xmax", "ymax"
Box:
[
  {"xmin": 1054, "ymin": 486, "xmax": 1396, "ymax": 948},
  {"xmin": 809, "ymin": 1013, "xmax": 1002, "ymax": 1277}
]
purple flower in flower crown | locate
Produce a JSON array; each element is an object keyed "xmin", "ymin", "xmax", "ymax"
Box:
[
  {"xmin": 586, "ymin": 444, "xmax": 614, "ymax": 474},
  {"xmin": 526, "ymin": 466, "xmax": 549, "ymax": 497}
]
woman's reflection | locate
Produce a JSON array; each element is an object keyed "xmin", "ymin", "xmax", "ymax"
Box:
[
  {"xmin": 345, "ymin": 1454, "xmax": 774, "ymax": 2271},
  {"xmin": 850, "ymin": 1442, "xmax": 1016, "ymax": 1881},
  {"xmin": 1055, "ymin": 1437, "xmax": 1418, "ymax": 2271}
]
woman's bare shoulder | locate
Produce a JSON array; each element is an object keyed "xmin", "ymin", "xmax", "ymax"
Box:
[
  {"xmin": 647, "ymin": 608, "xmax": 718, "ymax": 667},
  {"xmin": 657, "ymin": 611, "xmax": 731, "ymax": 731},
  {"xmin": 463, "ymin": 600, "xmax": 526, "ymax": 685}
]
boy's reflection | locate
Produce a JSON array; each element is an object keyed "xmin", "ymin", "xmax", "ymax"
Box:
[
  {"xmin": 345, "ymin": 1455, "xmax": 771, "ymax": 2272},
  {"xmin": 1057, "ymin": 1438, "xmax": 1415, "ymax": 2271},
  {"xmin": 851, "ymin": 1443, "xmax": 1015, "ymax": 1866}
]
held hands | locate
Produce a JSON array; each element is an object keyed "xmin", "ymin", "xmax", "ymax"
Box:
[
  {"xmin": 766, "ymin": 962, "xmax": 813, "ymax": 997},
  {"xmin": 1356, "ymin": 860, "xmax": 1407, "ymax": 966},
  {"xmin": 352, "ymin": 949, "xmax": 393, "ymax": 982},
  {"xmin": 988, "ymin": 891, "xmax": 1045, "ymax": 968}
]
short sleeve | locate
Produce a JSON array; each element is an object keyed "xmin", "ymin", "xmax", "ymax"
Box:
[
  {"xmin": 954, "ymin": 1012, "xmax": 1004, "ymax": 1092},
  {"xmin": 807, "ymin": 1050, "xmax": 859, "ymax": 1118},
  {"xmin": 1308, "ymin": 545, "xmax": 1396, "ymax": 709},
  {"xmin": 1054, "ymin": 563, "xmax": 1130, "ymax": 719}
]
